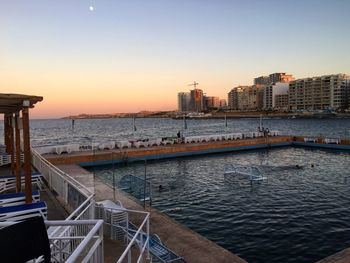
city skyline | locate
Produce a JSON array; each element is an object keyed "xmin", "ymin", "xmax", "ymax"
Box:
[{"xmin": 1, "ymin": 0, "xmax": 350, "ymax": 118}]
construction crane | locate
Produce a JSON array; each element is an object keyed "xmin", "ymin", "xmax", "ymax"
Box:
[{"xmin": 188, "ymin": 81, "xmax": 199, "ymax": 89}]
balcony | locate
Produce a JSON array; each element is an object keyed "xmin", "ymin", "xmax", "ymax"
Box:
[{"xmin": 0, "ymin": 149, "xmax": 151, "ymax": 263}]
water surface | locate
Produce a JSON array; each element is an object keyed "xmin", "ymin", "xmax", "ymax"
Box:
[
  {"xmin": 90, "ymin": 147, "xmax": 350, "ymax": 263},
  {"xmin": 1, "ymin": 117, "xmax": 349, "ymax": 146}
]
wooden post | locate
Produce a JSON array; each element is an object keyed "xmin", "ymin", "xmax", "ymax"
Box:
[
  {"xmin": 15, "ymin": 112, "xmax": 21, "ymax": 193},
  {"xmin": 22, "ymin": 107, "xmax": 32, "ymax": 203},
  {"xmin": 3, "ymin": 116, "xmax": 7, "ymax": 151},
  {"xmin": 10, "ymin": 114, "xmax": 15, "ymax": 175},
  {"xmin": 4, "ymin": 114, "xmax": 11, "ymax": 153}
]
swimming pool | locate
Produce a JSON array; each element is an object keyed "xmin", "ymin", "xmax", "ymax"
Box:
[{"xmin": 89, "ymin": 147, "xmax": 350, "ymax": 263}]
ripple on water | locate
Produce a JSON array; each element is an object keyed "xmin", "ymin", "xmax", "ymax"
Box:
[{"xmin": 90, "ymin": 144, "xmax": 350, "ymax": 263}]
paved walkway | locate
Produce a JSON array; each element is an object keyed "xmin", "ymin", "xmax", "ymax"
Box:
[{"xmin": 317, "ymin": 248, "xmax": 350, "ymax": 263}]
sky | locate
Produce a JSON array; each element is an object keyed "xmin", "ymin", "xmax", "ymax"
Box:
[{"xmin": 1, "ymin": 0, "xmax": 350, "ymax": 118}]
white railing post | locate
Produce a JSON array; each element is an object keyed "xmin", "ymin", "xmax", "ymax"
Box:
[
  {"xmin": 64, "ymin": 180, "xmax": 68, "ymax": 203},
  {"xmin": 49, "ymin": 168, "xmax": 52, "ymax": 190},
  {"xmin": 147, "ymin": 216, "xmax": 150, "ymax": 260}
]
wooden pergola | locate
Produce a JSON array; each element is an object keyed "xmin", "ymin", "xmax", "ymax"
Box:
[{"xmin": 0, "ymin": 93, "xmax": 43, "ymax": 203}]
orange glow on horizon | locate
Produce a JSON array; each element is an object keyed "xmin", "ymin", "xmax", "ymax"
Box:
[{"xmin": 1, "ymin": 65, "xmax": 234, "ymax": 118}]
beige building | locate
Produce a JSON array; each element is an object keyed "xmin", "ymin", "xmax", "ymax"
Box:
[
  {"xmin": 219, "ymin": 99, "xmax": 227, "ymax": 108},
  {"xmin": 275, "ymin": 94, "xmax": 289, "ymax": 111},
  {"xmin": 263, "ymin": 82, "xmax": 289, "ymax": 110},
  {"xmin": 255, "ymin": 72, "xmax": 294, "ymax": 85},
  {"xmin": 228, "ymin": 85, "xmax": 264, "ymax": 110},
  {"xmin": 289, "ymin": 74, "xmax": 350, "ymax": 111},
  {"xmin": 228, "ymin": 86, "xmax": 245, "ymax": 110},
  {"xmin": 204, "ymin": 96, "xmax": 220, "ymax": 109},
  {"xmin": 269, "ymin": 73, "xmax": 294, "ymax": 83}
]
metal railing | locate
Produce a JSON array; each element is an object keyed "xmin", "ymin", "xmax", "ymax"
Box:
[
  {"xmin": 31, "ymin": 148, "xmax": 93, "ymax": 209},
  {"xmin": 0, "ymin": 153, "xmax": 24, "ymax": 166},
  {"xmin": 0, "ymin": 220, "xmax": 104, "ymax": 263},
  {"xmin": 95, "ymin": 205, "xmax": 150, "ymax": 263},
  {"xmin": 31, "ymin": 148, "xmax": 96, "ymax": 240},
  {"xmin": 31, "ymin": 148, "xmax": 151, "ymax": 263}
]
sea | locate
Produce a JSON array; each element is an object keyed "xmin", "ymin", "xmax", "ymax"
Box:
[
  {"xmin": 1, "ymin": 117, "xmax": 349, "ymax": 147},
  {"xmin": 1, "ymin": 117, "xmax": 350, "ymax": 263}
]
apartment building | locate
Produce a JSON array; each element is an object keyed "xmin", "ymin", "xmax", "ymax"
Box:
[
  {"xmin": 205, "ymin": 96, "xmax": 220, "ymax": 109},
  {"xmin": 219, "ymin": 99, "xmax": 227, "ymax": 108},
  {"xmin": 275, "ymin": 94, "xmax": 289, "ymax": 111},
  {"xmin": 269, "ymin": 73, "xmax": 294, "ymax": 83},
  {"xmin": 190, "ymin": 88, "xmax": 205, "ymax": 112},
  {"xmin": 254, "ymin": 76, "xmax": 270, "ymax": 85},
  {"xmin": 289, "ymin": 74, "xmax": 350, "ymax": 111},
  {"xmin": 255, "ymin": 72, "xmax": 294, "ymax": 85},
  {"xmin": 228, "ymin": 85, "xmax": 264, "ymax": 110},
  {"xmin": 228, "ymin": 86, "xmax": 245, "ymax": 110},
  {"xmin": 177, "ymin": 92, "xmax": 191, "ymax": 112},
  {"xmin": 263, "ymin": 82, "xmax": 289, "ymax": 110}
]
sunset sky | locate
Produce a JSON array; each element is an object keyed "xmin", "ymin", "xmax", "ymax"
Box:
[{"xmin": 1, "ymin": 0, "xmax": 350, "ymax": 118}]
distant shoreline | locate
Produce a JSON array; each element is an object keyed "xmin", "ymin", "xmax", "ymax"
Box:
[{"xmin": 62, "ymin": 112, "xmax": 350, "ymax": 120}]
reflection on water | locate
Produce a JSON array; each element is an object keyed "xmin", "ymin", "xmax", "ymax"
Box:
[{"xmin": 90, "ymin": 147, "xmax": 350, "ymax": 263}]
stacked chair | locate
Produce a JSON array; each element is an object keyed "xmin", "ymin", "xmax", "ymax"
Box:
[{"xmin": 96, "ymin": 199, "xmax": 186, "ymax": 263}]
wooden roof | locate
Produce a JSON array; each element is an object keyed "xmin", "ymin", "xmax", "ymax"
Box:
[{"xmin": 0, "ymin": 93, "xmax": 43, "ymax": 114}]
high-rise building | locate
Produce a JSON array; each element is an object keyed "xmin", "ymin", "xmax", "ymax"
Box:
[
  {"xmin": 205, "ymin": 96, "xmax": 220, "ymax": 109},
  {"xmin": 190, "ymin": 89, "xmax": 204, "ymax": 112},
  {"xmin": 228, "ymin": 85, "xmax": 264, "ymax": 110},
  {"xmin": 177, "ymin": 92, "xmax": 191, "ymax": 112},
  {"xmin": 255, "ymin": 85, "xmax": 265, "ymax": 109},
  {"xmin": 275, "ymin": 94, "xmax": 289, "ymax": 111},
  {"xmin": 255, "ymin": 73, "xmax": 294, "ymax": 85},
  {"xmin": 268, "ymin": 73, "xmax": 294, "ymax": 83},
  {"xmin": 254, "ymin": 76, "xmax": 270, "ymax": 85},
  {"xmin": 263, "ymin": 82, "xmax": 289, "ymax": 110},
  {"xmin": 228, "ymin": 86, "xmax": 245, "ymax": 110},
  {"xmin": 289, "ymin": 74, "xmax": 350, "ymax": 111},
  {"xmin": 219, "ymin": 99, "xmax": 227, "ymax": 108}
]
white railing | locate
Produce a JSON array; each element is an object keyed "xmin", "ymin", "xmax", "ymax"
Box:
[
  {"xmin": 0, "ymin": 220, "xmax": 104, "ymax": 263},
  {"xmin": 119, "ymin": 211, "xmax": 150, "ymax": 263},
  {"xmin": 31, "ymin": 148, "xmax": 93, "ymax": 209},
  {"xmin": 49, "ymin": 220, "xmax": 104, "ymax": 263},
  {"xmin": 0, "ymin": 154, "xmax": 11, "ymax": 166},
  {"xmin": 31, "ymin": 148, "xmax": 96, "ymax": 237},
  {"xmin": 0, "ymin": 153, "xmax": 24, "ymax": 166},
  {"xmin": 96, "ymin": 206, "xmax": 150, "ymax": 263},
  {"xmin": 31, "ymin": 149, "xmax": 151, "ymax": 263}
]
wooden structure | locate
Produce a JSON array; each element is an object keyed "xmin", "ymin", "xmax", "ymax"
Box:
[{"xmin": 0, "ymin": 93, "xmax": 43, "ymax": 203}]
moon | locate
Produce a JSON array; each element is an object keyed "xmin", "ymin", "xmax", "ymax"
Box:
[{"xmin": 89, "ymin": 6, "xmax": 94, "ymax": 11}]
